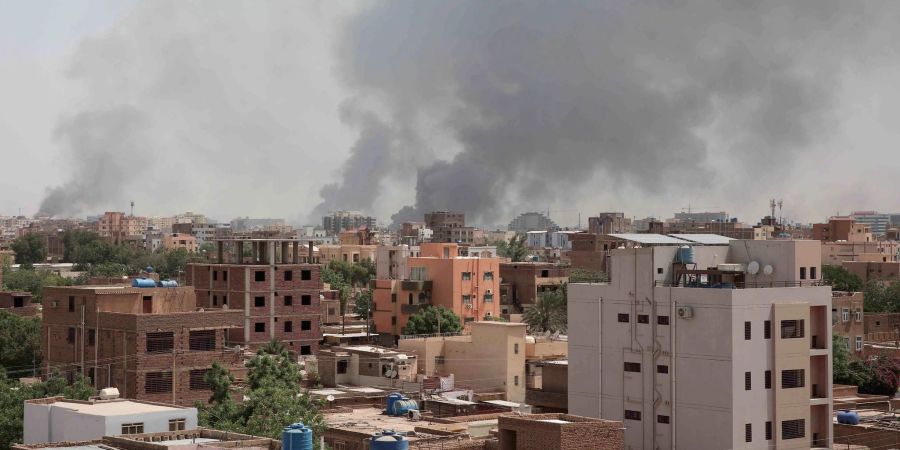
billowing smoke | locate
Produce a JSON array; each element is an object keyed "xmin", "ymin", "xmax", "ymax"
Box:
[{"xmin": 314, "ymin": 1, "xmax": 895, "ymax": 226}]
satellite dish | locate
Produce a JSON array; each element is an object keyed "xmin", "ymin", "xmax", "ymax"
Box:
[
  {"xmin": 747, "ymin": 261, "xmax": 760, "ymax": 275},
  {"xmin": 326, "ymin": 395, "xmax": 335, "ymax": 402},
  {"xmin": 763, "ymin": 264, "xmax": 774, "ymax": 275}
]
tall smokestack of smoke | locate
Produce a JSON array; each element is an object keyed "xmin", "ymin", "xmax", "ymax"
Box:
[{"xmin": 313, "ymin": 0, "xmax": 895, "ymax": 227}]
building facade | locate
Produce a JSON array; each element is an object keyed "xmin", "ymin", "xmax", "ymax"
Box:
[
  {"xmin": 588, "ymin": 213, "xmax": 632, "ymax": 235},
  {"xmin": 321, "ymin": 211, "xmax": 377, "ymax": 237},
  {"xmin": 499, "ymin": 262, "xmax": 568, "ymax": 314},
  {"xmin": 508, "ymin": 212, "xmax": 559, "ymax": 234},
  {"xmin": 832, "ymin": 292, "xmax": 864, "ymax": 357},
  {"xmin": 568, "ymin": 240, "xmax": 832, "ymax": 449}
]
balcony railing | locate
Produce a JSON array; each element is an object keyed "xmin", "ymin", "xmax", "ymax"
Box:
[
  {"xmin": 655, "ymin": 280, "xmax": 828, "ymax": 289},
  {"xmin": 401, "ymin": 280, "xmax": 433, "ymax": 291}
]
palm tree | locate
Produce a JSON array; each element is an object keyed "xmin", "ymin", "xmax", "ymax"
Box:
[{"xmin": 523, "ymin": 290, "xmax": 567, "ymax": 333}]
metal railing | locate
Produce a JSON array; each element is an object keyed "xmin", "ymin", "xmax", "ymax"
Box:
[
  {"xmin": 654, "ymin": 280, "xmax": 828, "ymax": 289},
  {"xmin": 399, "ymin": 331, "xmax": 465, "ymax": 340}
]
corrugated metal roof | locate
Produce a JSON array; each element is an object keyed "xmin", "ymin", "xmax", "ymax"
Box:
[
  {"xmin": 607, "ymin": 233, "xmax": 692, "ymax": 245},
  {"xmin": 669, "ymin": 234, "xmax": 734, "ymax": 245}
]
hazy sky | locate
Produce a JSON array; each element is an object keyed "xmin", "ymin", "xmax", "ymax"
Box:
[{"xmin": 2, "ymin": 1, "xmax": 900, "ymax": 228}]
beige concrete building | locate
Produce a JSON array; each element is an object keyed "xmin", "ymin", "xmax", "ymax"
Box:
[
  {"xmin": 569, "ymin": 239, "xmax": 832, "ymax": 449},
  {"xmin": 398, "ymin": 321, "xmax": 526, "ymax": 402},
  {"xmin": 832, "ymin": 291, "xmax": 864, "ymax": 358},
  {"xmin": 161, "ymin": 233, "xmax": 198, "ymax": 252},
  {"xmin": 317, "ymin": 244, "xmax": 377, "ymax": 265},
  {"xmin": 821, "ymin": 241, "xmax": 899, "ymax": 266}
]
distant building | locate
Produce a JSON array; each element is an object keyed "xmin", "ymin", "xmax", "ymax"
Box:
[
  {"xmin": 588, "ymin": 213, "xmax": 632, "ymax": 235},
  {"xmin": 852, "ymin": 211, "xmax": 893, "ymax": 237},
  {"xmin": 98, "ymin": 212, "xmax": 148, "ymax": 245},
  {"xmin": 187, "ymin": 238, "xmax": 323, "ymax": 354},
  {"xmin": 649, "ymin": 219, "xmax": 759, "ymax": 240},
  {"xmin": 499, "ymin": 262, "xmax": 568, "ymax": 314},
  {"xmin": 425, "ymin": 211, "xmax": 474, "ymax": 244},
  {"xmin": 23, "ymin": 396, "xmax": 197, "ymax": 444},
  {"xmin": 525, "ymin": 230, "xmax": 547, "ymax": 248},
  {"xmin": 375, "ymin": 244, "xmax": 419, "ymax": 280},
  {"xmin": 508, "ymin": 212, "xmax": 559, "ymax": 233},
  {"xmin": 161, "ymin": 233, "xmax": 197, "ymax": 252},
  {"xmin": 812, "ymin": 217, "xmax": 872, "ymax": 242},
  {"xmin": 321, "ymin": 210, "xmax": 377, "ymax": 237},
  {"xmin": 832, "ymin": 292, "xmax": 864, "ymax": 357},
  {"xmin": 844, "ymin": 261, "xmax": 900, "ymax": 284},
  {"xmin": 317, "ymin": 244, "xmax": 376, "ymax": 265},
  {"xmin": 821, "ymin": 241, "xmax": 899, "ymax": 266},
  {"xmin": 317, "ymin": 345, "xmax": 418, "ymax": 388},
  {"xmin": 672, "ymin": 210, "xmax": 729, "ymax": 223},
  {"xmin": 229, "ymin": 217, "xmax": 286, "ymax": 232}
]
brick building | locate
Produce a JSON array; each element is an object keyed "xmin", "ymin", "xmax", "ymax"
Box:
[
  {"xmin": 426, "ymin": 211, "xmax": 475, "ymax": 244},
  {"xmin": 497, "ymin": 414, "xmax": 624, "ymax": 450},
  {"xmin": 187, "ymin": 238, "xmax": 323, "ymax": 354},
  {"xmin": 97, "ymin": 212, "xmax": 148, "ymax": 245},
  {"xmin": 587, "ymin": 213, "xmax": 632, "ymax": 235},
  {"xmin": 499, "ymin": 262, "xmax": 568, "ymax": 314},
  {"xmin": 41, "ymin": 284, "xmax": 243, "ymax": 406},
  {"xmin": 832, "ymin": 292, "xmax": 864, "ymax": 357},
  {"xmin": 844, "ymin": 261, "xmax": 900, "ymax": 284},
  {"xmin": 0, "ymin": 290, "xmax": 38, "ymax": 317}
]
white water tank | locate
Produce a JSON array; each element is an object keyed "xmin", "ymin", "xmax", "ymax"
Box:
[{"xmin": 98, "ymin": 387, "xmax": 120, "ymax": 400}]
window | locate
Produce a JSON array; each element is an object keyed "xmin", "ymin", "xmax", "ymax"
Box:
[
  {"xmin": 624, "ymin": 362, "xmax": 641, "ymax": 372},
  {"xmin": 514, "ymin": 375, "xmax": 519, "ymax": 386},
  {"xmin": 855, "ymin": 309, "xmax": 862, "ymax": 322},
  {"xmin": 656, "ymin": 267, "xmax": 664, "ymax": 274},
  {"xmin": 842, "ymin": 308, "xmax": 849, "ymax": 322},
  {"xmin": 765, "ymin": 421, "xmax": 772, "ymax": 440},
  {"xmin": 410, "ymin": 267, "xmax": 427, "ymax": 281},
  {"xmin": 781, "ymin": 369, "xmax": 805, "ymax": 389},
  {"xmin": 855, "ymin": 336, "xmax": 863, "ymax": 351},
  {"xmin": 145, "ymin": 371, "xmax": 172, "ymax": 394},
  {"xmin": 744, "ymin": 321, "xmax": 751, "ymax": 340},
  {"xmin": 434, "ymin": 355, "xmax": 445, "ymax": 365},
  {"xmin": 391, "ymin": 293, "xmax": 397, "ymax": 303},
  {"xmin": 484, "ymin": 272, "xmax": 494, "ymax": 281},
  {"xmin": 337, "ymin": 360, "xmax": 349, "ymax": 373},
  {"xmin": 462, "ymin": 295, "xmax": 472, "ymax": 304},
  {"xmin": 781, "ymin": 419, "xmax": 805, "ymax": 440},
  {"xmin": 190, "ymin": 369, "xmax": 210, "ymax": 390},
  {"xmin": 810, "ymin": 266, "xmax": 817, "ymax": 279},
  {"xmin": 540, "ymin": 270, "xmax": 549, "ymax": 277},
  {"xmin": 484, "ymin": 293, "xmax": 494, "ymax": 303},
  {"xmin": 462, "ymin": 272, "xmax": 472, "ymax": 281},
  {"xmin": 302, "ymin": 295, "xmax": 312, "ymax": 305},
  {"xmin": 255, "ymin": 271, "xmax": 266, "ymax": 282},
  {"xmin": 255, "ymin": 322, "xmax": 265, "ymax": 333},
  {"xmin": 514, "ymin": 343, "xmax": 519, "ymax": 354},
  {"xmin": 657, "ymin": 365, "xmax": 668, "ymax": 374},
  {"xmin": 284, "ymin": 321, "xmax": 293, "ymax": 332},
  {"xmin": 213, "ymin": 295, "xmax": 218, "ymax": 306},
  {"xmin": 88, "ymin": 329, "xmax": 96, "ymax": 346},
  {"xmin": 121, "ymin": 423, "xmax": 144, "ymax": 435},
  {"xmin": 213, "ymin": 270, "xmax": 218, "ymax": 281},
  {"xmin": 745, "ymin": 423, "xmax": 752, "ymax": 443},
  {"xmin": 657, "ymin": 316, "xmax": 669, "ymax": 325},
  {"xmin": 391, "ymin": 316, "xmax": 397, "ymax": 325},
  {"xmin": 67, "ymin": 327, "xmax": 75, "ymax": 344},
  {"xmin": 284, "ymin": 270, "xmax": 293, "ymax": 281},
  {"xmin": 300, "ymin": 345, "xmax": 311, "ymax": 355},
  {"xmin": 657, "ymin": 415, "xmax": 670, "ymax": 424},
  {"xmin": 223, "ymin": 271, "xmax": 228, "ymax": 281},
  {"xmin": 328, "ymin": 308, "xmax": 336, "ymax": 315},
  {"xmin": 284, "ymin": 296, "xmax": 293, "ymax": 306},
  {"xmin": 255, "ymin": 296, "xmax": 265, "ymax": 307},
  {"xmin": 745, "ymin": 371, "xmax": 752, "ymax": 390},
  {"xmin": 637, "ymin": 314, "xmax": 649, "ymax": 324},
  {"xmin": 146, "ymin": 332, "xmax": 174, "ymax": 353},
  {"xmin": 781, "ymin": 320, "xmax": 804, "ymax": 339},
  {"xmin": 624, "ymin": 410, "xmax": 641, "ymax": 421},
  {"xmin": 300, "ymin": 269, "xmax": 311, "ymax": 281},
  {"xmin": 799, "ymin": 267, "xmax": 806, "ymax": 280},
  {"xmin": 68, "ymin": 296, "xmax": 75, "ymax": 312},
  {"xmin": 301, "ymin": 320, "xmax": 311, "ymax": 331},
  {"xmin": 765, "ymin": 370, "xmax": 772, "ymax": 389},
  {"xmin": 222, "ymin": 294, "xmax": 227, "ymax": 305},
  {"xmin": 764, "ymin": 320, "xmax": 771, "ymax": 339},
  {"xmin": 843, "ymin": 336, "xmax": 850, "ymax": 350},
  {"xmin": 169, "ymin": 419, "xmax": 186, "ymax": 431},
  {"xmin": 617, "ymin": 313, "xmax": 630, "ymax": 323},
  {"xmin": 189, "ymin": 330, "xmax": 216, "ymax": 351}
]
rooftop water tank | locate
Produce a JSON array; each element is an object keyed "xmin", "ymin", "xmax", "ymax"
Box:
[
  {"xmin": 282, "ymin": 422, "xmax": 313, "ymax": 450},
  {"xmin": 389, "ymin": 398, "xmax": 418, "ymax": 417},
  {"xmin": 98, "ymin": 387, "xmax": 120, "ymax": 400},
  {"xmin": 837, "ymin": 410, "xmax": 860, "ymax": 425},
  {"xmin": 676, "ymin": 246, "xmax": 694, "ymax": 264},
  {"xmin": 386, "ymin": 393, "xmax": 403, "ymax": 415},
  {"xmin": 158, "ymin": 280, "xmax": 179, "ymax": 288},
  {"xmin": 370, "ymin": 430, "xmax": 409, "ymax": 450},
  {"xmin": 131, "ymin": 278, "xmax": 157, "ymax": 288}
]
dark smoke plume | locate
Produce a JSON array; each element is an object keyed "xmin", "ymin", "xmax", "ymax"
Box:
[{"xmin": 314, "ymin": 1, "xmax": 892, "ymax": 226}]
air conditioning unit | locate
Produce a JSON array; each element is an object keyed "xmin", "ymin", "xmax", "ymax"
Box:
[
  {"xmin": 676, "ymin": 306, "xmax": 694, "ymax": 319},
  {"xmin": 50, "ymin": 301, "xmax": 58, "ymax": 308}
]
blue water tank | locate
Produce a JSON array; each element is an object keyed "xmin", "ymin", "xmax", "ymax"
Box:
[
  {"xmin": 282, "ymin": 423, "xmax": 313, "ymax": 450},
  {"xmin": 370, "ymin": 430, "xmax": 408, "ymax": 450},
  {"xmin": 385, "ymin": 393, "xmax": 403, "ymax": 415},
  {"xmin": 676, "ymin": 246, "xmax": 694, "ymax": 264},
  {"xmin": 158, "ymin": 280, "xmax": 179, "ymax": 288},
  {"xmin": 390, "ymin": 398, "xmax": 418, "ymax": 417},
  {"xmin": 131, "ymin": 278, "xmax": 157, "ymax": 288},
  {"xmin": 145, "ymin": 265, "xmax": 154, "ymax": 273},
  {"xmin": 837, "ymin": 410, "xmax": 860, "ymax": 425}
]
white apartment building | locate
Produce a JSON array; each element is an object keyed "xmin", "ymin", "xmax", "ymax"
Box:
[
  {"xmin": 569, "ymin": 237, "xmax": 832, "ymax": 450},
  {"xmin": 24, "ymin": 396, "xmax": 197, "ymax": 444}
]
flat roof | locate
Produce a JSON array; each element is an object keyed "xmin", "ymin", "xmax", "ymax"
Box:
[
  {"xmin": 669, "ymin": 234, "xmax": 734, "ymax": 245},
  {"xmin": 48, "ymin": 400, "xmax": 187, "ymax": 416},
  {"xmin": 483, "ymin": 400, "xmax": 522, "ymax": 408},
  {"xmin": 324, "ymin": 407, "xmax": 439, "ymax": 436},
  {"xmin": 539, "ymin": 419, "xmax": 571, "ymax": 424},
  {"xmin": 607, "ymin": 233, "xmax": 691, "ymax": 245},
  {"xmin": 32, "ymin": 445, "xmax": 112, "ymax": 450},
  {"xmin": 153, "ymin": 438, "xmax": 219, "ymax": 446}
]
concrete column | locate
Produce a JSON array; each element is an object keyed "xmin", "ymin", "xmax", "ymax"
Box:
[
  {"xmin": 293, "ymin": 242, "xmax": 300, "ymax": 264},
  {"xmin": 236, "ymin": 241, "xmax": 244, "ymax": 264},
  {"xmin": 252, "ymin": 241, "xmax": 259, "ymax": 263},
  {"xmin": 267, "ymin": 242, "xmax": 276, "ymax": 266},
  {"xmin": 217, "ymin": 241, "xmax": 224, "ymax": 263},
  {"xmin": 281, "ymin": 241, "xmax": 290, "ymax": 264}
]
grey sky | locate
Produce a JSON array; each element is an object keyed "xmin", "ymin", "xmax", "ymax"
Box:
[{"xmin": 1, "ymin": 1, "xmax": 900, "ymax": 227}]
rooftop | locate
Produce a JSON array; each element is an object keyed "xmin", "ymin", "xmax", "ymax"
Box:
[
  {"xmin": 26, "ymin": 398, "xmax": 190, "ymax": 416},
  {"xmin": 324, "ymin": 406, "xmax": 448, "ymax": 436}
]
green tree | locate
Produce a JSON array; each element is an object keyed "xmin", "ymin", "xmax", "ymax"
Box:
[
  {"xmin": 2, "ymin": 269, "xmax": 71, "ymax": 301},
  {"xmin": 523, "ymin": 290, "xmax": 567, "ymax": 333},
  {"xmin": 497, "ymin": 234, "xmax": 528, "ymax": 262},
  {"xmin": 0, "ymin": 312, "xmax": 41, "ymax": 376},
  {"xmin": 822, "ymin": 265, "xmax": 863, "ymax": 292},
  {"xmin": 0, "ymin": 370, "xmax": 93, "ymax": 450},
  {"xmin": 354, "ymin": 289, "xmax": 373, "ymax": 319},
  {"xmin": 567, "ymin": 269, "xmax": 608, "ymax": 284},
  {"xmin": 402, "ymin": 305, "xmax": 462, "ymax": 335},
  {"xmin": 10, "ymin": 234, "xmax": 47, "ymax": 269},
  {"xmin": 258, "ymin": 339, "xmax": 288, "ymax": 357},
  {"xmin": 864, "ymin": 281, "xmax": 900, "ymax": 313}
]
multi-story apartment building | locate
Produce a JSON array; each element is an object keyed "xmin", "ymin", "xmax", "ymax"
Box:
[
  {"xmin": 821, "ymin": 241, "xmax": 899, "ymax": 266},
  {"xmin": 425, "ymin": 211, "xmax": 474, "ymax": 244},
  {"xmin": 588, "ymin": 213, "xmax": 632, "ymax": 235},
  {"xmin": 187, "ymin": 238, "xmax": 322, "ymax": 354},
  {"xmin": 162, "ymin": 233, "xmax": 198, "ymax": 253},
  {"xmin": 372, "ymin": 243, "xmax": 500, "ymax": 337},
  {"xmin": 375, "ymin": 244, "xmax": 420, "ymax": 280},
  {"xmin": 321, "ymin": 211, "xmax": 377, "ymax": 237},
  {"xmin": 508, "ymin": 212, "xmax": 559, "ymax": 233},
  {"xmin": 851, "ymin": 211, "xmax": 893, "ymax": 237},
  {"xmin": 812, "ymin": 217, "xmax": 872, "ymax": 242},
  {"xmin": 98, "ymin": 212, "xmax": 148, "ymax": 245},
  {"xmin": 832, "ymin": 291, "xmax": 864, "ymax": 357},
  {"xmin": 569, "ymin": 238, "xmax": 832, "ymax": 449},
  {"xmin": 41, "ymin": 284, "xmax": 243, "ymax": 406},
  {"xmin": 499, "ymin": 262, "xmax": 568, "ymax": 314},
  {"xmin": 317, "ymin": 244, "xmax": 376, "ymax": 265}
]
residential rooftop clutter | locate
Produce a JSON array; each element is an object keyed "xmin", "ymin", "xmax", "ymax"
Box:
[
  {"xmin": 14, "ymin": 427, "xmax": 280, "ymax": 450},
  {"xmin": 23, "ymin": 395, "xmax": 198, "ymax": 444},
  {"xmin": 41, "ymin": 283, "xmax": 243, "ymax": 406},
  {"xmin": 317, "ymin": 345, "xmax": 418, "ymax": 389},
  {"xmin": 569, "ymin": 238, "xmax": 832, "ymax": 449},
  {"xmin": 187, "ymin": 238, "xmax": 322, "ymax": 354}
]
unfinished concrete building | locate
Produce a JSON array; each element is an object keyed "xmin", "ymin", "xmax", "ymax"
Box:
[{"xmin": 187, "ymin": 238, "xmax": 323, "ymax": 354}]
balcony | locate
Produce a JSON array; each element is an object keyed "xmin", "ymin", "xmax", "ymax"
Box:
[
  {"xmin": 401, "ymin": 304, "xmax": 423, "ymax": 314},
  {"xmin": 401, "ymin": 280, "xmax": 433, "ymax": 291},
  {"xmin": 655, "ymin": 280, "xmax": 827, "ymax": 289}
]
